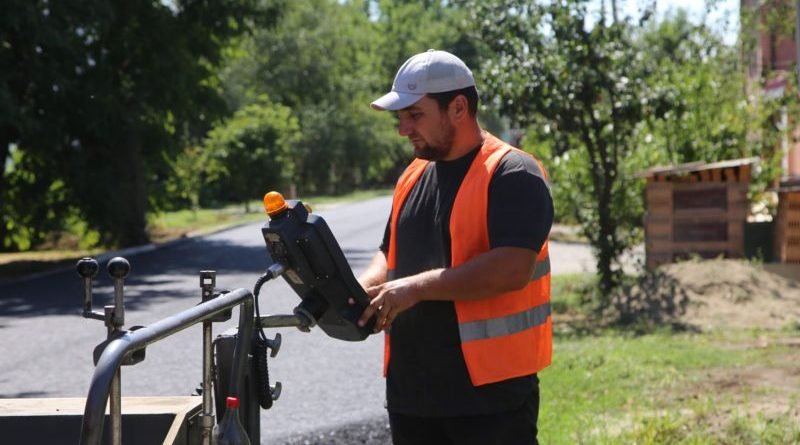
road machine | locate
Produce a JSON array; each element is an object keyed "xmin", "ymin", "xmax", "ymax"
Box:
[{"xmin": 0, "ymin": 192, "xmax": 377, "ymax": 445}]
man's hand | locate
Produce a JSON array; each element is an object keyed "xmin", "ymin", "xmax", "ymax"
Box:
[
  {"xmin": 353, "ymin": 247, "xmax": 537, "ymax": 333},
  {"xmin": 358, "ymin": 277, "xmax": 422, "ymax": 333}
]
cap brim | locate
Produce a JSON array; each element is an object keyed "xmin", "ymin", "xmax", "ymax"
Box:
[{"xmin": 370, "ymin": 91, "xmax": 424, "ymax": 111}]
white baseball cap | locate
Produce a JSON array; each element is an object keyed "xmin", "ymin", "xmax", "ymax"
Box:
[{"xmin": 370, "ymin": 49, "xmax": 476, "ymax": 111}]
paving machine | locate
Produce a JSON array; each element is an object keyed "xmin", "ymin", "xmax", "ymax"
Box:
[{"xmin": 0, "ymin": 192, "xmax": 376, "ymax": 445}]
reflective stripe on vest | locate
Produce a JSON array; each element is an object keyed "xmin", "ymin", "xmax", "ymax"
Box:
[
  {"xmin": 385, "ymin": 131, "xmax": 553, "ymax": 386},
  {"xmin": 531, "ymin": 255, "xmax": 550, "ymax": 281},
  {"xmin": 459, "ymin": 301, "xmax": 552, "ymax": 342}
]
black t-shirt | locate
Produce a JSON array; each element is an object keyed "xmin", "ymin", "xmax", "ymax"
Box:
[{"xmin": 379, "ymin": 144, "xmax": 554, "ymax": 417}]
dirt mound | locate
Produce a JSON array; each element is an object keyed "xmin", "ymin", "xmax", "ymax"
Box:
[{"xmin": 646, "ymin": 259, "xmax": 800, "ymax": 330}]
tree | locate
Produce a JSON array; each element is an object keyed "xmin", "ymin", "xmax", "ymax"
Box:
[
  {"xmin": 221, "ymin": 0, "xmax": 413, "ymax": 196},
  {"xmin": 219, "ymin": 0, "xmax": 483, "ymax": 197},
  {"xmin": 202, "ymin": 97, "xmax": 299, "ymax": 210},
  {"xmin": 1, "ymin": 0, "xmax": 281, "ymax": 249},
  {"xmin": 638, "ymin": 9, "xmax": 750, "ymax": 164},
  {"xmin": 370, "ymin": 0, "xmax": 479, "ymax": 83},
  {"xmin": 468, "ymin": 0, "xmax": 676, "ymax": 298}
]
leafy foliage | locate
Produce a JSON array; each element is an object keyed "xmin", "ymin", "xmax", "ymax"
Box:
[
  {"xmin": 467, "ymin": 1, "xmax": 789, "ymax": 301},
  {"xmin": 637, "ymin": 10, "xmax": 750, "ymax": 164},
  {"xmin": 0, "ymin": 0, "xmax": 280, "ymax": 249},
  {"xmin": 202, "ymin": 97, "xmax": 299, "ymax": 210},
  {"xmin": 469, "ymin": 0, "xmax": 676, "ymax": 297},
  {"xmin": 219, "ymin": 0, "xmax": 409, "ymax": 195}
]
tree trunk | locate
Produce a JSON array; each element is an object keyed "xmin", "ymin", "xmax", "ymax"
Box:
[
  {"xmin": 611, "ymin": 0, "xmax": 618, "ymax": 24},
  {"xmin": 0, "ymin": 133, "xmax": 11, "ymax": 251},
  {"xmin": 113, "ymin": 133, "xmax": 149, "ymax": 247},
  {"xmin": 595, "ymin": 175, "xmax": 616, "ymax": 298}
]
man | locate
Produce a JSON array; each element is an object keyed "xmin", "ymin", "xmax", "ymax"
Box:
[{"xmin": 357, "ymin": 49, "xmax": 553, "ymax": 445}]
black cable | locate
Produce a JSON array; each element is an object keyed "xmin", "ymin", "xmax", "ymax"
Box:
[
  {"xmin": 251, "ymin": 336, "xmax": 273, "ymax": 409},
  {"xmin": 251, "ymin": 271, "xmax": 275, "ymax": 409},
  {"xmin": 253, "ymin": 273, "xmax": 271, "ymax": 342}
]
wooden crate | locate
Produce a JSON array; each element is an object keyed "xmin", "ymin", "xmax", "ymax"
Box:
[
  {"xmin": 645, "ymin": 181, "xmax": 749, "ymax": 269},
  {"xmin": 774, "ymin": 190, "xmax": 800, "ymax": 263},
  {"xmin": 640, "ymin": 158, "xmax": 756, "ymax": 268}
]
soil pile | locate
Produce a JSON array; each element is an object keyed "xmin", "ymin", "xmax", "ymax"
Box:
[{"xmin": 648, "ymin": 259, "xmax": 800, "ymax": 330}]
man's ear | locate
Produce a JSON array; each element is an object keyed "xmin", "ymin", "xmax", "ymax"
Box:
[{"xmin": 450, "ymin": 95, "xmax": 468, "ymax": 121}]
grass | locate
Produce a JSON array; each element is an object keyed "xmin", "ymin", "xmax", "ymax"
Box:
[
  {"xmin": 146, "ymin": 204, "xmax": 265, "ymax": 243},
  {"xmin": 149, "ymin": 187, "xmax": 393, "ymax": 242},
  {"xmin": 542, "ymin": 274, "xmax": 800, "ymax": 444},
  {"xmin": 551, "ymin": 272, "xmax": 596, "ymax": 316},
  {"xmin": 0, "ymin": 188, "xmax": 393, "ymax": 280}
]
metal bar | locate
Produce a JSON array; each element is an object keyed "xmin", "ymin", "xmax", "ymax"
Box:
[
  {"xmin": 79, "ymin": 288, "xmax": 254, "ymax": 445},
  {"xmin": 83, "ymin": 311, "xmax": 105, "ymax": 321},
  {"xmin": 110, "ymin": 369, "xmax": 121, "ymax": 445},
  {"xmin": 201, "ymin": 320, "xmax": 214, "ymax": 445},
  {"xmin": 113, "ymin": 279, "xmax": 125, "ymax": 327},
  {"xmin": 83, "ymin": 278, "xmax": 93, "ymax": 315},
  {"xmin": 104, "ymin": 305, "xmax": 122, "ymax": 445},
  {"xmin": 259, "ymin": 314, "xmax": 306, "ymax": 328},
  {"xmin": 268, "ymin": 262, "xmax": 286, "ymax": 278}
]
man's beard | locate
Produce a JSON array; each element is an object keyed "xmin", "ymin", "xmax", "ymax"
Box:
[{"xmin": 413, "ymin": 121, "xmax": 456, "ymax": 161}]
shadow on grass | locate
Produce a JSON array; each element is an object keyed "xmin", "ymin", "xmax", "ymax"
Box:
[
  {"xmin": 0, "ymin": 259, "xmax": 79, "ymax": 281},
  {"xmin": 612, "ymin": 267, "xmax": 695, "ymax": 332},
  {"xmin": 554, "ymin": 267, "xmax": 701, "ymax": 339}
]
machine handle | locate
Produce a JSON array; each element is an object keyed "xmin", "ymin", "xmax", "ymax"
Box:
[{"xmin": 78, "ymin": 288, "xmax": 255, "ymax": 445}]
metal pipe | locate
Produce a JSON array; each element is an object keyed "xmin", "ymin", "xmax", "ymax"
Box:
[
  {"xmin": 83, "ymin": 278, "xmax": 93, "ymax": 315},
  {"xmin": 79, "ymin": 288, "xmax": 254, "ymax": 445},
  {"xmin": 201, "ymin": 320, "xmax": 214, "ymax": 445},
  {"xmin": 104, "ymin": 305, "xmax": 122, "ymax": 445},
  {"xmin": 113, "ymin": 278, "xmax": 125, "ymax": 327},
  {"xmin": 110, "ymin": 369, "xmax": 121, "ymax": 445},
  {"xmin": 259, "ymin": 314, "xmax": 307, "ymax": 329}
]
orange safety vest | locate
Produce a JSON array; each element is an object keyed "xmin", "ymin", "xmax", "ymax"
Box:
[{"xmin": 385, "ymin": 132, "xmax": 552, "ymax": 387}]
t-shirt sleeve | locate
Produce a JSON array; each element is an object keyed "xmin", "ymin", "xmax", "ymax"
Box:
[{"xmin": 488, "ymin": 151, "xmax": 553, "ymax": 252}]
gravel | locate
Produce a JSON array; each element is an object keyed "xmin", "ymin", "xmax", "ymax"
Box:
[{"xmin": 275, "ymin": 416, "xmax": 392, "ymax": 445}]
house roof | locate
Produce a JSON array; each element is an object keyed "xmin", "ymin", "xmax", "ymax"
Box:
[{"xmin": 635, "ymin": 157, "xmax": 760, "ymax": 178}]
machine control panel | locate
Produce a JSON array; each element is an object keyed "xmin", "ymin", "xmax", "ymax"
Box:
[{"xmin": 261, "ymin": 192, "xmax": 375, "ymax": 341}]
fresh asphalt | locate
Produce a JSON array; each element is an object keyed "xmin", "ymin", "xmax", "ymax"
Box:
[{"xmin": 0, "ymin": 195, "xmax": 596, "ymax": 443}]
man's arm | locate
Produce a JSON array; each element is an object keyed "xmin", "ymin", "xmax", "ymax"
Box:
[
  {"xmin": 358, "ymin": 246, "xmax": 537, "ymax": 332},
  {"xmin": 357, "ymin": 251, "xmax": 389, "ymax": 289}
]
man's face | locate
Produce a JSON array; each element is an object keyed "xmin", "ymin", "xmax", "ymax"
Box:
[{"xmin": 395, "ymin": 96, "xmax": 455, "ymax": 161}]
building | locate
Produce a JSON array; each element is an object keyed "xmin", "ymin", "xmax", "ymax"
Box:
[{"xmin": 742, "ymin": 0, "xmax": 800, "ymax": 177}]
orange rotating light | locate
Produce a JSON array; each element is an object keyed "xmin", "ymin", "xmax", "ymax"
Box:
[{"xmin": 263, "ymin": 191, "xmax": 288, "ymax": 217}]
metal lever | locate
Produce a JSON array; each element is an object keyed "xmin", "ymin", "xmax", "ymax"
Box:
[
  {"xmin": 77, "ymin": 258, "xmax": 104, "ymax": 321},
  {"xmin": 107, "ymin": 257, "xmax": 130, "ymax": 328},
  {"xmin": 77, "ymin": 257, "xmax": 133, "ymax": 445},
  {"xmin": 105, "ymin": 257, "xmax": 130, "ymax": 445}
]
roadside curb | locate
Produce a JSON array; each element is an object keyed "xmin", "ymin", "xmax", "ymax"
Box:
[{"xmin": 0, "ymin": 220, "xmax": 260, "ymax": 287}]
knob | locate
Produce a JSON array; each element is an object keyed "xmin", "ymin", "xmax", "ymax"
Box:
[
  {"xmin": 266, "ymin": 333, "xmax": 282, "ymax": 358},
  {"xmin": 107, "ymin": 257, "xmax": 130, "ymax": 279},
  {"xmin": 76, "ymin": 257, "xmax": 99, "ymax": 279},
  {"xmin": 270, "ymin": 382, "xmax": 282, "ymax": 401}
]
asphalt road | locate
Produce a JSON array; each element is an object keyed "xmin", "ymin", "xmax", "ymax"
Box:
[{"xmin": 0, "ymin": 195, "xmax": 596, "ymax": 443}]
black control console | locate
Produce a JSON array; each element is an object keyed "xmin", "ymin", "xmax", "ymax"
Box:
[{"xmin": 261, "ymin": 196, "xmax": 375, "ymax": 341}]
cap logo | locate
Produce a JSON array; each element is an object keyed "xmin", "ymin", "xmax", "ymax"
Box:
[{"xmin": 407, "ymin": 83, "xmax": 417, "ymax": 91}]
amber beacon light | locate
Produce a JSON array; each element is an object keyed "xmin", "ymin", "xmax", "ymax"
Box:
[{"xmin": 263, "ymin": 191, "xmax": 289, "ymax": 217}]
